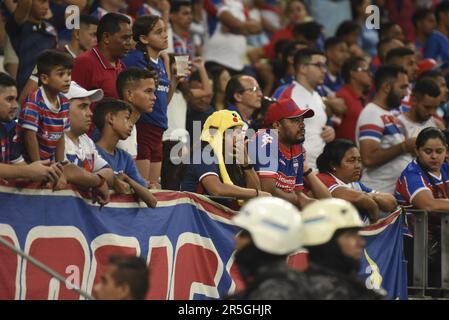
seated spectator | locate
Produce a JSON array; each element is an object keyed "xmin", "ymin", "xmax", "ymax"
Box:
[
  {"xmin": 420, "ymin": 70, "xmax": 449, "ymax": 127},
  {"xmin": 293, "ymin": 21, "xmax": 324, "ymax": 50},
  {"xmin": 208, "ymin": 65, "xmax": 231, "ymax": 111},
  {"xmin": 356, "ymin": 65, "xmax": 416, "ymax": 194},
  {"xmin": 251, "ymin": 98, "xmax": 331, "ymax": 209},
  {"xmin": 115, "ymin": 67, "xmax": 158, "ymax": 161},
  {"xmin": 379, "ymin": 22, "xmax": 405, "ymax": 42},
  {"xmin": 335, "ymin": 21, "xmax": 364, "ymax": 57},
  {"xmin": 181, "ymin": 110, "xmax": 271, "ymax": 201},
  {"xmin": 0, "ymin": 72, "xmax": 62, "ymax": 183},
  {"xmin": 370, "ymin": 37, "xmax": 404, "ymax": 74},
  {"xmin": 336, "ymin": 56, "xmax": 372, "ymax": 141},
  {"xmin": 16, "ymin": 50, "xmax": 73, "ymax": 163},
  {"xmin": 72, "ymin": 13, "xmax": 132, "ymax": 100},
  {"xmin": 93, "ymin": 255, "xmax": 149, "ymax": 300},
  {"xmin": 413, "ymin": 7, "xmax": 449, "ymax": 66},
  {"xmin": 321, "ymin": 37, "xmax": 349, "ymax": 95},
  {"xmin": 91, "ymin": 0, "xmax": 129, "ymax": 21},
  {"xmin": 5, "ymin": 0, "xmax": 57, "ymax": 93},
  {"xmin": 316, "ymin": 139, "xmax": 398, "ymax": 223},
  {"xmin": 397, "ymin": 78, "xmax": 442, "ymax": 143},
  {"xmin": 93, "ymin": 98, "xmax": 157, "ymax": 208},
  {"xmin": 224, "ymin": 75, "xmax": 263, "ymax": 131},
  {"xmin": 170, "ymin": 0, "xmax": 194, "ymax": 58}
]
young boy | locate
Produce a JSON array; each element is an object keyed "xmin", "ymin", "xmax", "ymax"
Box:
[
  {"xmin": 93, "ymin": 98, "xmax": 157, "ymax": 207},
  {"xmin": 16, "ymin": 49, "xmax": 73, "ymax": 163},
  {"xmin": 115, "ymin": 67, "xmax": 157, "ymax": 160}
]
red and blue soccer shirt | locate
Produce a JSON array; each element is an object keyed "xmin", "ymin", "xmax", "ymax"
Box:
[
  {"xmin": 16, "ymin": 88, "xmax": 70, "ymax": 161},
  {"xmin": 250, "ymin": 129, "xmax": 304, "ymax": 193},
  {"xmin": 395, "ymin": 160, "xmax": 449, "ymax": 206},
  {"xmin": 0, "ymin": 120, "xmax": 23, "ymax": 164}
]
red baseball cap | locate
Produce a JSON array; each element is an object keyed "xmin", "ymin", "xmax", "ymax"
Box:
[
  {"xmin": 417, "ymin": 58, "xmax": 440, "ymax": 78},
  {"xmin": 264, "ymin": 98, "xmax": 314, "ymax": 126}
]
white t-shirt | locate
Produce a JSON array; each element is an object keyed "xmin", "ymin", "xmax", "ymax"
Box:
[
  {"xmin": 163, "ymin": 90, "xmax": 189, "ymax": 144},
  {"xmin": 397, "ymin": 113, "xmax": 437, "ymax": 138},
  {"xmin": 356, "ymin": 102, "xmax": 410, "ymax": 194},
  {"xmin": 283, "ymin": 81, "xmax": 328, "ymax": 170},
  {"xmin": 203, "ymin": 0, "xmax": 247, "ymax": 71},
  {"xmin": 117, "ymin": 125, "xmax": 137, "ymax": 159},
  {"xmin": 65, "ymin": 133, "xmax": 109, "ymax": 172}
]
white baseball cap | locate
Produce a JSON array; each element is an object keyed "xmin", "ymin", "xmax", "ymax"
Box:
[{"xmin": 64, "ymin": 81, "xmax": 104, "ymax": 102}]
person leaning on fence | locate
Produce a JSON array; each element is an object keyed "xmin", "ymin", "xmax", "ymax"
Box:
[
  {"xmin": 395, "ymin": 127, "xmax": 449, "ymax": 287},
  {"xmin": 227, "ymin": 197, "xmax": 309, "ymax": 300},
  {"xmin": 315, "ymin": 139, "xmax": 398, "ymax": 223},
  {"xmin": 301, "ymin": 198, "xmax": 386, "ymax": 300},
  {"xmin": 180, "ymin": 110, "xmax": 271, "ymax": 203},
  {"xmin": 93, "ymin": 255, "xmax": 149, "ymax": 300}
]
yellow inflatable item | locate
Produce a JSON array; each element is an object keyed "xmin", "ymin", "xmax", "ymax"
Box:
[{"xmin": 200, "ymin": 110, "xmax": 244, "ymax": 188}]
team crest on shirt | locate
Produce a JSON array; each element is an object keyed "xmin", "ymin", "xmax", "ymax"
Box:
[
  {"xmin": 293, "ymin": 158, "xmax": 299, "ymax": 174},
  {"xmin": 261, "ymin": 133, "xmax": 273, "ymax": 148}
]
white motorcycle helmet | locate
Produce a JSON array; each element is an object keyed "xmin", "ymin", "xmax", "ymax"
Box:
[
  {"xmin": 301, "ymin": 198, "xmax": 364, "ymax": 246},
  {"xmin": 232, "ymin": 197, "xmax": 304, "ymax": 255}
]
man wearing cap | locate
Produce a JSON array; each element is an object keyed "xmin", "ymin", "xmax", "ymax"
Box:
[
  {"xmin": 64, "ymin": 81, "xmax": 114, "ymax": 185},
  {"xmin": 249, "ymin": 98, "xmax": 331, "ymax": 209}
]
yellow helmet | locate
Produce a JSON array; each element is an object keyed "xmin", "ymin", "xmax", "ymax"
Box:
[{"xmin": 301, "ymin": 198, "xmax": 363, "ymax": 246}]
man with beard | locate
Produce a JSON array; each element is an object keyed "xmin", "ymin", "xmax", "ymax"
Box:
[
  {"xmin": 397, "ymin": 79, "xmax": 442, "ymax": 142},
  {"xmin": 301, "ymin": 198, "xmax": 386, "ymax": 300},
  {"xmin": 228, "ymin": 197, "xmax": 309, "ymax": 300},
  {"xmin": 251, "ymin": 98, "xmax": 331, "ymax": 209},
  {"xmin": 356, "ymin": 65, "xmax": 416, "ymax": 194}
]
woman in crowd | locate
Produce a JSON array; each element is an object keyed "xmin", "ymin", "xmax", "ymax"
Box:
[
  {"xmin": 181, "ymin": 110, "xmax": 270, "ymax": 205},
  {"xmin": 316, "ymin": 139, "xmax": 398, "ymax": 223},
  {"xmin": 208, "ymin": 65, "xmax": 231, "ymax": 111}
]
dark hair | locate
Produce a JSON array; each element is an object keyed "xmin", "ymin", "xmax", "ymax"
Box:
[
  {"xmin": 274, "ymin": 39, "xmax": 292, "ymax": 57},
  {"xmin": 132, "ymin": 15, "xmax": 162, "ymax": 44},
  {"xmin": 281, "ymin": 40, "xmax": 308, "ymax": 67},
  {"xmin": 374, "ymin": 65, "xmax": 407, "ymax": 91},
  {"xmin": 385, "ymin": 47, "xmax": 415, "ymax": 65},
  {"xmin": 92, "ymin": 98, "xmax": 132, "ymax": 131},
  {"xmin": 379, "ymin": 22, "xmax": 400, "ymax": 39},
  {"xmin": 37, "ymin": 50, "xmax": 73, "ymax": 77},
  {"xmin": 79, "ymin": 13, "xmax": 99, "ymax": 28},
  {"xmin": 293, "ymin": 21, "xmax": 322, "ymax": 42},
  {"xmin": 224, "ymin": 75, "xmax": 246, "ymax": 105},
  {"xmin": 116, "ymin": 67, "xmax": 158, "ymax": 100},
  {"xmin": 293, "ymin": 48, "xmax": 325, "ymax": 70},
  {"xmin": 170, "ymin": 0, "xmax": 191, "ymax": 13},
  {"xmin": 316, "ymin": 139, "xmax": 358, "ymax": 173},
  {"xmin": 0, "ymin": 72, "xmax": 17, "ymax": 89},
  {"xmin": 377, "ymin": 37, "xmax": 402, "ymax": 62},
  {"xmin": 341, "ymin": 56, "xmax": 366, "ymax": 83},
  {"xmin": 416, "ymin": 127, "xmax": 447, "ymax": 149},
  {"xmin": 412, "ymin": 8, "xmax": 434, "ymax": 27},
  {"xmin": 419, "ymin": 69, "xmax": 445, "ymax": 81},
  {"xmin": 412, "ymin": 78, "xmax": 441, "ymax": 99},
  {"xmin": 324, "ymin": 37, "xmax": 345, "ymax": 51},
  {"xmin": 436, "ymin": 0, "xmax": 449, "ymax": 23},
  {"xmin": 97, "ymin": 13, "xmax": 131, "ymax": 43},
  {"xmin": 108, "ymin": 255, "xmax": 149, "ymax": 300},
  {"xmin": 335, "ymin": 21, "xmax": 361, "ymax": 38}
]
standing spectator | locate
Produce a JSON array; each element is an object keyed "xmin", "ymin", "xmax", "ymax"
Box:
[
  {"xmin": 436, "ymin": 1, "xmax": 449, "ymax": 39},
  {"xmin": 224, "ymin": 75, "xmax": 263, "ymax": 130},
  {"xmin": 413, "ymin": 8, "xmax": 449, "ymax": 65},
  {"xmin": 208, "ymin": 65, "xmax": 231, "ymax": 111},
  {"xmin": 336, "ymin": 56, "xmax": 372, "ymax": 141},
  {"xmin": 203, "ymin": 0, "xmax": 261, "ymax": 74},
  {"xmin": 370, "ymin": 37, "xmax": 404, "ymax": 74},
  {"xmin": 16, "ymin": 50, "xmax": 73, "ymax": 162},
  {"xmin": 335, "ymin": 21, "xmax": 364, "ymax": 57},
  {"xmin": 91, "ymin": 0, "xmax": 127, "ymax": 20},
  {"xmin": 5, "ymin": 0, "xmax": 57, "ymax": 93},
  {"xmin": 322, "ymin": 37, "xmax": 349, "ymax": 94},
  {"xmin": 93, "ymin": 255, "xmax": 149, "ymax": 300},
  {"xmin": 304, "ymin": 0, "xmax": 352, "ymax": 38},
  {"xmin": 170, "ymin": 0, "xmax": 194, "ymax": 58},
  {"xmin": 385, "ymin": 0, "xmax": 416, "ymax": 42},
  {"xmin": 380, "ymin": 22, "xmax": 405, "ymax": 42},
  {"xmin": 351, "ymin": 0, "xmax": 379, "ymax": 57},
  {"xmin": 0, "ymin": 72, "xmax": 61, "ymax": 182},
  {"xmin": 420, "ymin": 70, "xmax": 449, "ymax": 127},
  {"xmin": 72, "ymin": 13, "xmax": 132, "ymax": 100},
  {"xmin": 397, "ymin": 78, "xmax": 442, "ymax": 140},
  {"xmin": 122, "ymin": 15, "xmax": 173, "ymax": 188},
  {"xmin": 251, "ymin": 98, "xmax": 331, "ymax": 209},
  {"xmin": 356, "ymin": 65, "xmax": 415, "ymax": 194},
  {"xmin": 19, "ymin": 14, "xmax": 100, "ymax": 106},
  {"xmin": 279, "ymin": 48, "xmax": 336, "ymax": 170}
]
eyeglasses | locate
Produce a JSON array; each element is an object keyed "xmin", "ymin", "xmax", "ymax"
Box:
[
  {"xmin": 354, "ymin": 67, "xmax": 371, "ymax": 74},
  {"xmin": 239, "ymin": 86, "xmax": 262, "ymax": 93},
  {"xmin": 306, "ymin": 62, "xmax": 328, "ymax": 71}
]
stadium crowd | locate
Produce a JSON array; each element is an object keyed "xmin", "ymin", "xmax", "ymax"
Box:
[{"xmin": 1, "ymin": 0, "xmax": 449, "ymax": 299}]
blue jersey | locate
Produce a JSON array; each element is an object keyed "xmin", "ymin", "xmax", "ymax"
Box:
[
  {"xmin": 249, "ymin": 129, "xmax": 304, "ymax": 193},
  {"xmin": 96, "ymin": 144, "xmax": 147, "ymax": 187},
  {"xmin": 122, "ymin": 50, "xmax": 170, "ymax": 129},
  {"xmin": 0, "ymin": 120, "xmax": 23, "ymax": 164},
  {"xmin": 395, "ymin": 160, "xmax": 449, "ymax": 206}
]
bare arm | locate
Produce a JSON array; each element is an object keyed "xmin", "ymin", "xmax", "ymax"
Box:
[
  {"xmin": 412, "ymin": 189, "xmax": 449, "ymax": 212},
  {"xmin": 304, "ymin": 172, "xmax": 332, "ymax": 199},
  {"xmin": 189, "ymin": 58, "xmax": 213, "ymax": 98},
  {"xmin": 201, "ymin": 175, "xmax": 268, "ymax": 199},
  {"xmin": 55, "ymin": 135, "xmax": 65, "ymax": 162},
  {"xmin": 359, "ymin": 138, "xmax": 414, "ymax": 168},
  {"xmin": 369, "ymin": 192, "xmax": 398, "ymax": 213},
  {"xmin": 14, "ymin": 0, "xmax": 32, "ymax": 25},
  {"xmin": 219, "ymin": 11, "xmax": 262, "ymax": 35},
  {"xmin": 23, "ymin": 129, "xmax": 41, "ymax": 162},
  {"xmin": 260, "ymin": 177, "xmax": 301, "ymax": 206},
  {"xmin": 121, "ymin": 173, "xmax": 157, "ymax": 208},
  {"xmin": 0, "ymin": 160, "xmax": 60, "ymax": 182},
  {"xmin": 332, "ymin": 187, "xmax": 380, "ymax": 223}
]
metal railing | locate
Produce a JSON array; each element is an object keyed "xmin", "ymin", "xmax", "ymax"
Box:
[{"xmin": 407, "ymin": 210, "xmax": 449, "ymax": 298}]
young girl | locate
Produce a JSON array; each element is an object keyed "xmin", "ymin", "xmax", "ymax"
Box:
[{"xmin": 122, "ymin": 15, "xmax": 176, "ymax": 189}]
